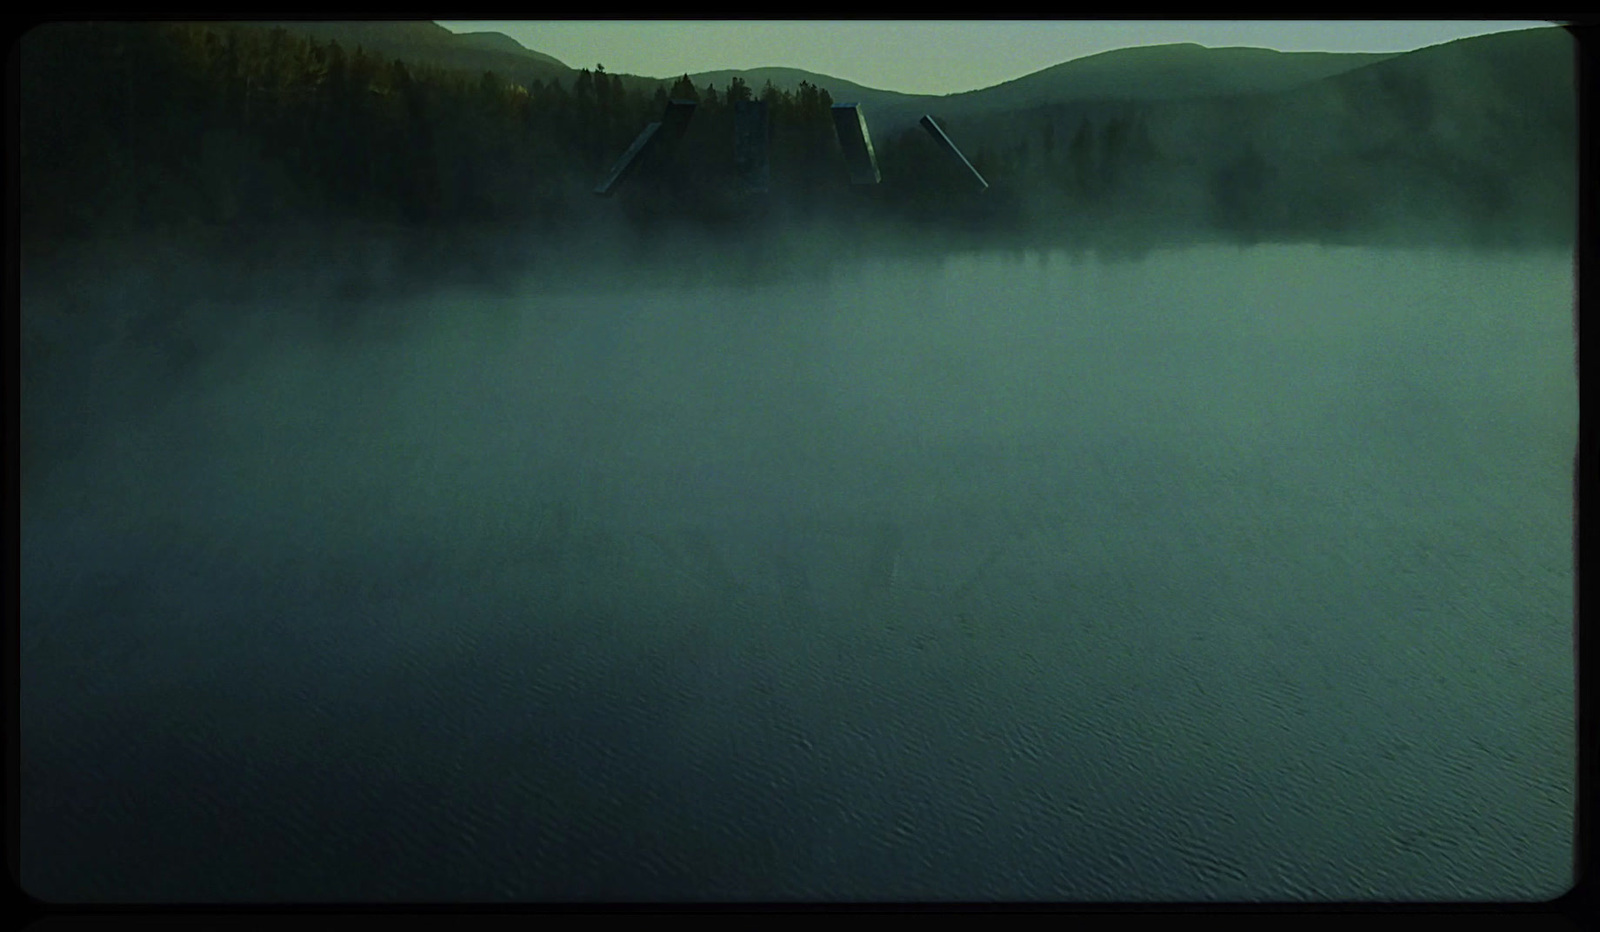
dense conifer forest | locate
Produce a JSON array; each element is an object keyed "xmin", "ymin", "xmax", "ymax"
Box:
[{"xmin": 18, "ymin": 22, "xmax": 1577, "ymax": 253}]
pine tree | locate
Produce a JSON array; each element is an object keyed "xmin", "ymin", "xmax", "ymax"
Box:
[{"xmin": 669, "ymin": 73, "xmax": 698, "ymax": 100}]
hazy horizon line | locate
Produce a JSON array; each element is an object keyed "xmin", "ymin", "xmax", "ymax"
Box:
[{"xmin": 434, "ymin": 20, "xmax": 1559, "ymax": 97}]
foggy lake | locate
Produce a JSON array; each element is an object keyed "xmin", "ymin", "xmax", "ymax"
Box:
[{"xmin": 19, "ymin": 240, "xmax": 1576, "ymax": 902}]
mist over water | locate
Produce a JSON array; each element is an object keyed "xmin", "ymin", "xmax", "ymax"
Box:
[{"xmin": 20, "ymin": 237, "xmax": 1575, "ymax": 901}]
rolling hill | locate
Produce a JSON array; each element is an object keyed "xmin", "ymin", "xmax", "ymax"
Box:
[
  {"xmin": 19, "ymin": 21, "xmax": 1575, "ymax": 246},
  {"xmin": 938, "ymin": 24, "xmax": 1575, "ymax": 239},
  {"xmin": 671, "ymin": 45, "xmax": 1403, "ymax": 135},
  {"xmin": 242, "ymin": 22, "xmax": 1409, "ymax": 133},
  {"xmin": 240, "ymin": 22, "xmax": 1567, "ymax": 153},
  {"xmin": 247, "ymin": 21, "xmax": 571, "ymax": 84}
]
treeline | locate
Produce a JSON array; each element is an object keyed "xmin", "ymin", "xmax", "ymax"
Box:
[
  {"xmin": 19, "ymin": 22, "xmax": 1574, "ymax": 250},
  {"xmin": 873, "ymin": 110, "xmax": 1158, "ymax": 228},
  {"xmin": 604, "ymin": 71, "xmax": 854, "ymax": 227},
  {"xmin": 23, "ymin": 22, "xmax": 666, "ymax": 234},
  {"xmin": 18, "ymin": 22, "xmax": 1008, "ymax": 244},
  {"xmin": 941, "ymin": 30, "xmax": 1578, "ymax": 247}
]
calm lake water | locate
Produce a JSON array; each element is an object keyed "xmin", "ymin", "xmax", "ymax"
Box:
[{"xmin": 20, "ymin": 242, "xmax": 1576, "ymax": 902}]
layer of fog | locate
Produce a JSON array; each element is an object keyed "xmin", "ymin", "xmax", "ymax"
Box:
[{"xmin": 20, "ymin": 227, "xmax": 1577, "ymax": 901}]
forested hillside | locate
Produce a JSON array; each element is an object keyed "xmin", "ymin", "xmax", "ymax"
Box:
[
  {"xmin": 18, "ymin": 22, "xmax": 1577, "ymax": 253},
  {"xmin": 19, "ymin": 22, "xmax": 830, "ymax": 240},
  {"xmin": 935, "ymin": 27, "xmax": 1576, "ymax": 245}
]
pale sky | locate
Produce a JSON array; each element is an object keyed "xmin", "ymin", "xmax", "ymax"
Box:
[{"xmin": 433, "ymin": 21, "xmax": 1560, "ymax": 97}]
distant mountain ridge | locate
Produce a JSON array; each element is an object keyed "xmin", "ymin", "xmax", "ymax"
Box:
[
  {"xmin": 927, "ymin": 44, "xmax": 1400, "ymax": 108},
  {"xmin": 238, "ymin": 22, "xmax": 1561, "ymax": 141},
  {"xmin": 236, "ymin": 23, "xmax": 1403, "ymax": 107},
  {"xmin": 451, "ymin": 29, "xmax": 566, "ymax": 66},
  {"xmin": 801, "ymin": 43, "xmax": 1402, "ymax": 133},
  {"xmin": 248, "ymin": 21, "xmax": 570, "ymax": 81},
  {"xmin": 18, "ymin": 21, "xmax": 1575, "ymax": 251}
]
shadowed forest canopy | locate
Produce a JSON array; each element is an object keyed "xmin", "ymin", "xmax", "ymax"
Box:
[
  {"xmin": 18, "ymin": 21, "xmax": 1577, "ymax": 249},
  {"xmin": 19, "ymin": 23, "xmax": 877, "ymax": 238}
]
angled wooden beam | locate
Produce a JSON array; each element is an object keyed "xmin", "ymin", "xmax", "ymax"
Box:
[
  {"xmin": 919, "ymin": 115, "xmax": 989, "ymax": 191},
  {"xmin": 594, "ymin": 122, "xmax": 662, "ymax": 197},
  {"xmin": 593, "ymin": 99, "xmax": 698, "ymax": 197},
  {"xmin": 831, "ymin": 103, "xmax": 881, "ymax": 185}
]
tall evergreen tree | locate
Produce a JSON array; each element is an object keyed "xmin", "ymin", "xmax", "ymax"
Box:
[{"xmin": 669, "ymin": 73, "xmax": 698, "ymax": 100}]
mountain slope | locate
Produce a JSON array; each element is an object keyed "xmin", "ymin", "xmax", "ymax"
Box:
[
  {"xmin": 939, "ymin": 25, "xmax": 1575, "ymax": 240},
  {"xmin": 667, "ymin": 45, "xmax": 1400, "ymax": 135},
  {"xmin": 451, "ymin": 30, "xmax": 568, "ymax": 68},
  {"xmin": 954, "ymin": 43, "xmax": 1398, "ymax": 106},
  {"xmin": 248, "ymin": 21, "xmax": 571, "ymax": 84}
]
